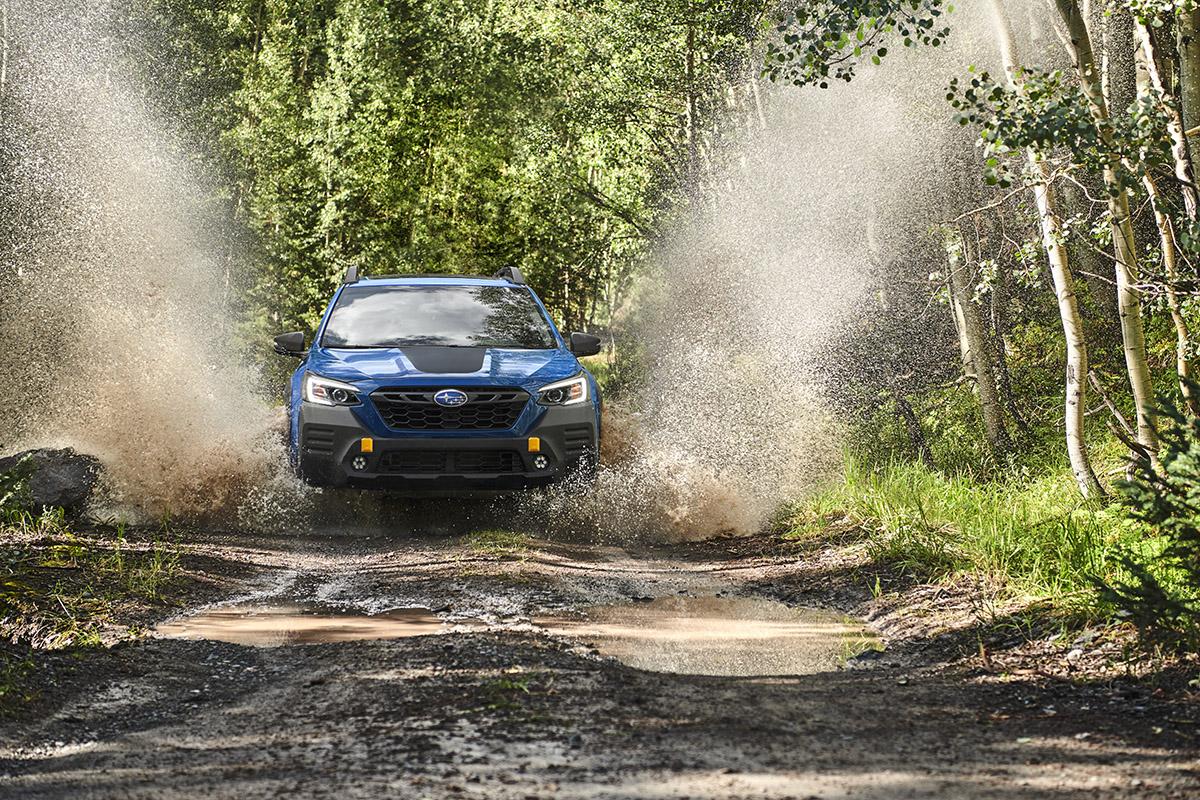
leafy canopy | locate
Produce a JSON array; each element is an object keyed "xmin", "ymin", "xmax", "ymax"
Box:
[{"xmin": 764, "ymin": 0, "xmax": 952, "ymax": 87}]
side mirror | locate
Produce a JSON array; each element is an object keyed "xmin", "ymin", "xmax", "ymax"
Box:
[
  {"xmin": 569, "ymin": 332, "xmax": 602, "ymax": 357},
  {"xmin": 273, "ymin": 331, "xmax": 306, "ymax": 357}
]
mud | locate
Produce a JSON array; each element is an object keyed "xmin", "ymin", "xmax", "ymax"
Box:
[
  {"xmin": 536, "ymin": 596, "xmax": 879, "ymax": 676},
  {"xmin": 1, "ymin": 530, "xmax": 1197, "ymax": 799}
]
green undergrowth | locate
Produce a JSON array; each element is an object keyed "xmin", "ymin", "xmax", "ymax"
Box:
[
  {"xmin": 787, "ymin": 455, "xmax": 1151, "ymax": 617},
  {"xmin": 464, "ymin": 529, "xmax": 532, "ymax": 559},
  {"xmin": 1, "ymin": 507, "xmax": 181, "ymax": 649},
  {"xmin": 1, "ymin": 505, "xmax": 182, "ymax": 715}
]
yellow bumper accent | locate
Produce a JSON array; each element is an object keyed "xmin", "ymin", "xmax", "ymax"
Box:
[
  {"xmin": 360, "ymin": 437, "xmax": 374, "ymax": 453},
  {"xmin": 527, "ymin": 437, "xmax": 541, "ymax": 453}
]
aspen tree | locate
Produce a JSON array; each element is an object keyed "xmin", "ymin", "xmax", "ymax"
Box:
[
  {"xmin": 1054, "ymin": 0, "xmax": 1158, "ymax": 459},
  {"xmin": 989, "ymin": 0, "xmax": 1105, "ymax": 497}
]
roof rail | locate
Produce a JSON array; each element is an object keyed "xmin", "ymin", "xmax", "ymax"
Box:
[
  {"xmin": 493, "ymin": 266, "xmax": 526, "ymax": 285},
  {"xmin": 361, "ymin": 272, "xmax": 490, "ymax": 280},
  {"xmin": 343, "ymin": 268, "xmax": 527, "ymax": 285}
]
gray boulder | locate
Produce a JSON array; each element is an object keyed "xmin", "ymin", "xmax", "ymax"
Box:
[{"xmin": 0, "ymin": 448, "xmax": 102, "ymax": 511}]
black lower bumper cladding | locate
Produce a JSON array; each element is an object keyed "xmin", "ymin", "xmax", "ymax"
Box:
[{"xmin": 296, "ymin": 401, "xmax": 598, "ymax": 490}]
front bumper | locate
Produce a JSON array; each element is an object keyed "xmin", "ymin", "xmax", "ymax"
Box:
[{"xmin": 296, "ymin": 401, "xmax": 598, "ymax": 490}]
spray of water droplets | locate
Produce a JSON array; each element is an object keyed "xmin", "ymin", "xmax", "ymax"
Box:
[{"xmin": 0, "ymin": 1, "xmax": 292, "ymax": 522}]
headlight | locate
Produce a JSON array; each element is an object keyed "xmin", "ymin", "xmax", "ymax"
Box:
[
  {"xmin": 537, "ymin": 373, "xmax": 589, "ymax": 406},
  {"xmin": 303, "ymin": 373, "xmax": 361, "ymax": 406}
]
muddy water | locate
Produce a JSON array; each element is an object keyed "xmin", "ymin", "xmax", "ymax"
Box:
[
  {"xmin": 156, "ymin": 593, "xmax": 878, "ymax": 677},
  {"xmin": 536, "ymin": 596, "xmax": 880, "ymax": 677},
  {"xmin": 156, "ymin": 603, "xmax": 483, "ymax": 646}
]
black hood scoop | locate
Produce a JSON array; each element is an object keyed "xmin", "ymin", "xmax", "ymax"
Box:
[{"xmin": 403, "ymin": 346, "xmax": 487, "ymax": 374}]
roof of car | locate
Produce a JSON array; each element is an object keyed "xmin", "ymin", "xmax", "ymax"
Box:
[{"xmin": 345, "ymin": 274, "xmax": 519, "ymax": 288}]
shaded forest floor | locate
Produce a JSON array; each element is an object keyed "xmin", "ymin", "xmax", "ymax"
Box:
[{"xmin": 0, "ymin": 517, "xmax": 1197, "ymax": 799}]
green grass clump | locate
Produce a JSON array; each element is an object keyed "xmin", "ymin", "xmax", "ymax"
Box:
[
  {"xmin": 1, "ymin": 508, "xmax": 181, "ymax": 649},
  {"xmin": 463, "ymin": 529, "xmax": 532, "ymax": 559},
  {"xmin": 792, "ymin": 456, "xmax": 1148, "ymax": 612}
]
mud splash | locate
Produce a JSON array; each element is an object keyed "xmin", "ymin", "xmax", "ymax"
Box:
[
  {"xmin": 521, "ymin": 11, "xmax": 1004, "ymax": 541},
  {"xmin": 0, "ymin": 1, "xmax": 286, "ymax": 521},
  {"xmin": 156, "ymin": 602, "xmax": 484, "ymax": 647},
  {"xmin": 536, "ymin": 596, "xmax": 880, "ymax": 676}
]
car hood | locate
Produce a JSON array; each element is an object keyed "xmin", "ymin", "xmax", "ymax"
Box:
[{"xmin": 307, "ymin": 346, "xmax": 580, "ymax": 388}]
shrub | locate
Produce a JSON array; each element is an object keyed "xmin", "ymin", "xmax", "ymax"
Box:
[{"xmin": 1103, "ymin": 396, "xmax": 1200, "ymax": 652}]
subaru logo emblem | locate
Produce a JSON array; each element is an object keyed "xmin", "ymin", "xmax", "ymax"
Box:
[{"xmin": 433, "ymin": 389, "xmax": 469, "ymax": 408}]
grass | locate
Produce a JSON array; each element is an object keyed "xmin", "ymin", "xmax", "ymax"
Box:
[
  {"xmin": 0, "ymin": 649, "xmax": 37, "ymax": 710},
  {"xmin": 1, "ymin": 508, "xmax": 181, "ymax": 649},
  {"xmin": 0, "ymin": 506, "xmax": 182, "ymax": 716},
  {"xmin": 475, "ymin": 667, "xmax": 555, "ymax": 715},
  {"xmin": 464, "ymin": 529, "xmax": 532, "ymax": 559},
  {"xmin": 787, "ymin": 455, "xmax": 1152, "ymax": 614}
]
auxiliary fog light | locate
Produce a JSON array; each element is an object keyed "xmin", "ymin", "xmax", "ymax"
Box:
[
  {"xmin": 352, "ymin": 456, "xmax": 367, "ymax": 471},
  {"xmin": 533, "ymin": 454, "xmax": 549, "ymax": 470}
]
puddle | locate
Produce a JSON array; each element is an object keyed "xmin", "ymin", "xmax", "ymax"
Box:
[
  {"xmin": 536, "ymin": 596, "xmax": 880, "ymax": 676},
  {"xmin": 156, "ymin": 602, "xmax": 482, "ymax": 646},
  {"xmin": 155, "ymin": 594, "xmax": 879, "ymax": 672}
]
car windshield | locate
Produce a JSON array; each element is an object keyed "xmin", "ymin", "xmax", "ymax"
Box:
[{"xmin": 321, "ymin": 284, "xmax": 557, "ymax": 349}]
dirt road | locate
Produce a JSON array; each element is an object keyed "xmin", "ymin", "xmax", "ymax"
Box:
[{"xmin": 1, "ymin": 517, "xmax": 1197, "ymax": 799}]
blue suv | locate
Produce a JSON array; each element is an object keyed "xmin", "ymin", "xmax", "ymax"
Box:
[{"xmin": 273, "ymin": 267, "xmax": 602, "ymax": 490}]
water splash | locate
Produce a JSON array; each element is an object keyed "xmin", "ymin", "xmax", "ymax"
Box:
[
  {"xmin": 530, "ymin": 7, "xmax": 1004, "ymax": 540},
  {"xmin": 0, "ymin": 1, "xmax": 285, "ymax": 520}
]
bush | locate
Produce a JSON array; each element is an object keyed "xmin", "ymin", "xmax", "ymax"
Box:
[
  {"xmin": 1103, "ymin": 396, "xmax": 1200, "ymax": 652},
  {"xmin": 0, "ymin": 456, "xmax": 32, "ymax": 515}
]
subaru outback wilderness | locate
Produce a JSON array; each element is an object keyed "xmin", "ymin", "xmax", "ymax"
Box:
[{"xmin": 273, "ymin": 267, "xmax": 602, "ymax": 490}]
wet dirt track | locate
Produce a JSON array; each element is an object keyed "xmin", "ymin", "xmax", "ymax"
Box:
[{"xmin": 1, "ymin": 525, "xmax": 1197, "ymax": 799}]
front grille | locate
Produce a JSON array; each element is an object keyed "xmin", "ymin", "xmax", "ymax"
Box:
[
  {"xmin": 371, "ymin": 387, "xmax": 529, "ymax": 431},
  {"xmin": 379, "ymin": 451, "xmax": 447, "ymax": 474},
  {"xmin": 378, "ymin": 450, "xmax": 522, "ymax": 475}
]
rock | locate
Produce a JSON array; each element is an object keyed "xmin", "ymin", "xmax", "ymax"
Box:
[{"xmin": 0, "ymin": 448, "xmax": 102, "ymax": 511}]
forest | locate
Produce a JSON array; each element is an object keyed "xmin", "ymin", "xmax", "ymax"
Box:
[{"xmin": 1, "ymin": 1, "xmax": 1199, "ymax": 795}]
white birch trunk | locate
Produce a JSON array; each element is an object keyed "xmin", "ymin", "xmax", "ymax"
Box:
[
  {"xmin": 989, "ymin": 0, "xmax": 1104, "ymax": 497},
  {"xmin": 1055, "ymin": 0, "xmax": 1159, "ymax": 459},
  {"xmin": 1133, "ymin": 31, "xmax": 1199, "ymax": 415},
  {"xmin": 944, "ymin": 230, "xmax": 1009, "ymax": 453}
]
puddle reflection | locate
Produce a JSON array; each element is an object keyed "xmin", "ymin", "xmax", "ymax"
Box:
[
  {"xmin": 536, "ymin": 596, "xmax": 880, "ymax": 676},
  {"xmin": 156, "ymin": 603, "xmax": 481, "ymax": 646}
]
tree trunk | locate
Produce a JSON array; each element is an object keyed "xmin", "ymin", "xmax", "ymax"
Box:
[
  {"xmin": 891, "ymin": 388, "xmax": 935, "ymax": 470},
  {"xmin": 684, "ymin": 1, "xmax": 699, "ymax": 194},
  {"xmin": 1135, "ymin": 20, "xmax": 1199, "ymax": 219},
  {"xmin": 1060, "ymin": 179, "xmax": 1119, "ymax": 333},
  {"xmin": 1177, "ymin": 9, "xmax": 1200, "ymax": 136},
  {"xmin": 1133, "ymin": 33, "xmax": 1200, "ymax": 416},
  {"xmin": 990, "ymin": 265, "xmax": 1033, "ymax": 436},
  {"xmin": 1055, "ymin": 0, "xmax": 1159, "ymax": 459},
  {"xmin": 1142, "ymin": 172, "xmax": 1198, "ymax": 415},
  {"xmin": 0, "ymin": 0, "xmax": 7, "ymax": 113},
  {"xmin": 1101, "ymin": 4, "xmax": 1138, "ymax": 115},
  {"xmin": 990, "ymin": 0, "xmax": 1105, "ymax": 497},
  {"xmin": 944, "ymin": 229, "xmax": 1010, "ymax": 454}
]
